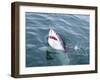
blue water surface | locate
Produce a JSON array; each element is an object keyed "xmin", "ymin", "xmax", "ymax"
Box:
[{"xmin": 25, "ymin": 12, "xmax": 90, "ymax": 67}]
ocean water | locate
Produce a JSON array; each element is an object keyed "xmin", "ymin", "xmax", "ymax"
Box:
[{"xmin": 25, "ymin": 12, "xmax": 90, "ymax": 67}]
